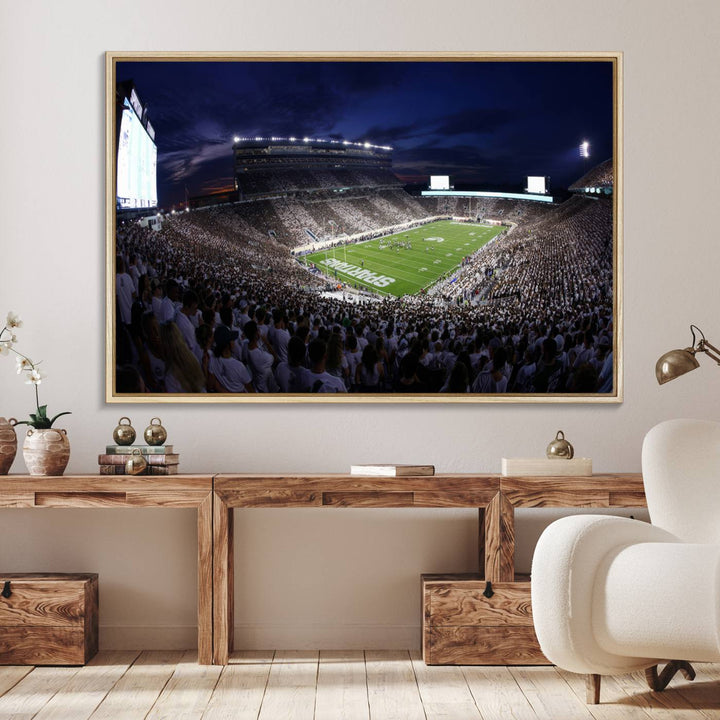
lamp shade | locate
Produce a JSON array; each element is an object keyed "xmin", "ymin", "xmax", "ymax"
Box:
[{"xmin": 655, "ymin": 348, "xmax": 700, "ymax": 385}]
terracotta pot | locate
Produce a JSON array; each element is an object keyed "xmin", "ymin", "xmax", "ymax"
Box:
[
  {"xmin": 0, "ymin": 417, "xmax": 17, "ymax": 475},
  {"xmin": 22, "ymin": 428, "xmax": 70, "ymax": 476}
]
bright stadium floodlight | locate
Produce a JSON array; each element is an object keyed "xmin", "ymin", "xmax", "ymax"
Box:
[
  {"xmin": 233, "ymin": 136, "xmax": 240, "ymax": 143},
  {"xmin": 580, "ymin": 140, "xmax": 590, "ymax": 158}
]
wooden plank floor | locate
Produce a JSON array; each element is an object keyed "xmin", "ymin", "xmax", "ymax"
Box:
[{"xmin": 0, "ymin": 651, "xmax": 717, "ymax": 720}]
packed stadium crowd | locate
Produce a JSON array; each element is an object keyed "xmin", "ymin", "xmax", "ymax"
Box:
[
  {"xmin": 417, "ymin": 196, "xmax": 553, "ymax": 225},
  {"xmin": 569, "ymin": 158, "xmax": 613, "ymax": 191},
  {"xmin": 115, "ymin": 186, "xmax": 614, "ymax": 395},
  {"xmin": 237, "ymin": 167, "xmax": 401, "ymax": 197},
  {"xmin": 262, "ymin": 189, "xmax": 432, "ymax": 245},
  {"xmin": 430, "ymin": 196, "xmax": 612, "ymax": 310},
  {"xmin": 195, "ymin": 168, "xmax": 564, "ymax": 252},
  {"xmin": 187, "ymin": 191, "xmax": 433, "ymax": 251}
]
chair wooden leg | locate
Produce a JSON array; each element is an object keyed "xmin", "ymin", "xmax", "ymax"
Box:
[
  {"xmin": 586, "ymin": 674, "xmax": 601, "ymax": 704},
  {"xmin": 645, "ymin": 661, "xmax": 696, "ymax": 692}
]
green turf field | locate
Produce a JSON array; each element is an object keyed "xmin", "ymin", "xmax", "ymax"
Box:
[{"xmin": 304, "ymin": 220, "xmax": 505, "ymax": 298}]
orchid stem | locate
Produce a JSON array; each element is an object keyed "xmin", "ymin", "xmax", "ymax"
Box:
[{"xmin": 9, "ymin": 347, "xmax": 34, "ymax": 368}]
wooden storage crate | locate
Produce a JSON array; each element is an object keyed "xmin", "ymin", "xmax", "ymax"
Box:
[
  {"xmin": 422, "ymin": 573, "xmax": 548, "ymax": 665},
  {"xmin": 0, "ymin": 573, "xmax": 98, "ymax": 665}
]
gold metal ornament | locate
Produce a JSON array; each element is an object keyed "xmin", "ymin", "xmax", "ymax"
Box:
[
  {"xmin": 112, "ymin": 416, "xmax": 136, "ymax": 445},
  {"xmin": 546, "ymin": 430, "xmax": 574, "ymax": 459},
  {"xmin": 125, "ymin": 448, "xmax": 147, "ymax": 475},
  {"xmin": 144, "ymin": 417, "xmax": 167, "ymax": 446}
]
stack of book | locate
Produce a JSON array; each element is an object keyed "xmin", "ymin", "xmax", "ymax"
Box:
[
  {"xmin": 98, "ymin": 445, "xmax": 180, "ymax": 475},
  {"xmin": 349, "ymin": 464, "xmax": 435, "ymax": 477}
]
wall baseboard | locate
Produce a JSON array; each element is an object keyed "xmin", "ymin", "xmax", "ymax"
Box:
[
  {"xmin": 100, "ymin": 625, "xmax": 198, "ymax": 650},
  {"xmin": 234, "ymin": 623, "xmax": 421, "ymax": 650},
  {"xmin": 99, "ymin": 624, "xmax": 421, "ymax": 650}
]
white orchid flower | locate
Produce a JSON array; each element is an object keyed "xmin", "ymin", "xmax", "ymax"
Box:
[
  {"xmin": 16, "ymin": 356, "xmax": 33, "ymax": 373},
  {"xmin": 25, "ymin": 368, "xmax": 46, "ymax": 385},
  {"xmin": 3, "ymin": 310, "xmax": 70, "ymax": 429},
  {"xmin": 6, "ymin": 312, "xmax": 22, "ymax": 329}
]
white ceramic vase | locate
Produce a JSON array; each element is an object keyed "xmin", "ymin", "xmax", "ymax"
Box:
[
  {"xmin": 22, "ymin": 427, "xmax": 70, "ymax": 476},
  {"xmin": 0, "ymin": 417, "xmax": 17, "ymax": 475}
]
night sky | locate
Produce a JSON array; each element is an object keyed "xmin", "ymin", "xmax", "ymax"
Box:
[{"xmin": 116, "ymin": 60, "xmax": 614, "ymax": 208}]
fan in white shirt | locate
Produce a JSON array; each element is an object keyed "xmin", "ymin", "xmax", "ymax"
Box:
[
  {"xmin": 209, "ymin": 325, "xmax": 254, "ymax": 393},
  {"xmin": 305, "ymin": 339, "xmax": 347, "ymax": 393},
  {"xmin": 175, "ymin": 289, "xmax": 201, "ymax": 357},
  {"xmin": 244, "ymin": 320, "xmax": 279, "ymax": 392}
]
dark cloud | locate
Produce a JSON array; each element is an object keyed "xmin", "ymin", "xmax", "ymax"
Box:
[
  {"xmin": 393, "ymin": 145, "xmax": 497, "ymax": 182},
  {"xmin": 434, "ymin": 108, "xmax": 515, "ymax": 137},
  {"xmin": 354, "ymin": 120, "xmax": 428, "ymax": 145}
]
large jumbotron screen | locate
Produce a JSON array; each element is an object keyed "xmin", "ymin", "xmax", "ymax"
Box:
[{"xmin": 117, "ymin": 98, "xmax": 157, "ymax": 209}]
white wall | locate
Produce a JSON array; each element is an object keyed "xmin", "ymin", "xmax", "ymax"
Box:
[{"xmin": 1, "ymin": 0, "xmax": 719, "ymax": 650}]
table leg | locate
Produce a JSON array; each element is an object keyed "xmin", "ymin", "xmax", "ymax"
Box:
[
  {"xmin": 478, "ymin": 507, "xmax": 486, "ymax": 577},
  {"xmin": 197, "ymin": 493, "xmax": 213, "ymax": 665},
  {"xmin": 213, "ymin": 493, "xmax": 234, "ymax": 665},
  {"xmin": 483, "ymin": 492, "xmax": 515, "ymax": 582}
]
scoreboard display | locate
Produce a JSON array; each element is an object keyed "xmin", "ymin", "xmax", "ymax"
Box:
[
  {"xmin": 526, "ymin": 176, "xmax": 548, "ymax": 194},
  {"xmin": 430, "ymin": 175, "xmax": 450, "ymax": 190},
  {"xmin": 117, "ymin": 98, "xmax": 158, "ymax": 209}
]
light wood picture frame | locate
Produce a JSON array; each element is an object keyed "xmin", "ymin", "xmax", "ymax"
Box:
[{"xmin": 106, "ymin": 52, "xmax": 622, "ymax": 403}]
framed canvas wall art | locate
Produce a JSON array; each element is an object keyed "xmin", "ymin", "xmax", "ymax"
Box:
[{"xmin": 106, "ymin": 52, "xmax": 622, "ymax": 403}]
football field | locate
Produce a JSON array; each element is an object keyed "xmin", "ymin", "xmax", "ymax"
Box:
[{"xmin": 304, "ymin": 220, "xmax": 505, "ymax": 297}]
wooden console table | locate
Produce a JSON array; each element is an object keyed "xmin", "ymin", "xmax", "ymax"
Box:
[
  {"xmin": 0, "ymin": 473, "xmax": 647, "ymax": 666},
  {"xmin": 0, "ymin": 475, "xmax": 214, "ymax": 665},
  {"xmin": 212, "ymin": 473, "xmax": 646, "ymax": 665}
]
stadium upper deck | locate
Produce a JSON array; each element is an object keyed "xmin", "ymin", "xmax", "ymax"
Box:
[
  {"xmin": 569, "ymin": 158, "xmax": 613, "ymax": 196},
  {"xmin": 233, "ymin": 137, "xmax": 397, "ymax": 196}
]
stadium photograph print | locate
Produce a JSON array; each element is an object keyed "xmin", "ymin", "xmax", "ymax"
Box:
[{"xmin": 107, "ymin": 52, "xmax": 622, "ymax": 403}]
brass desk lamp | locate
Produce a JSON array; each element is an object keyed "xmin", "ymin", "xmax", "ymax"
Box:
[{"xmin": 656, "ymin": 325, "xmax": 720, "ymax": 384}]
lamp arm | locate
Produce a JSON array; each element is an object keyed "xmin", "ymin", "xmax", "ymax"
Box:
[{"xmin": 698, "ymin": 339, "xmax": 720, "ymax": 365}]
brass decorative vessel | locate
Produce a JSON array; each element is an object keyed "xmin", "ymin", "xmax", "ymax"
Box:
[
  {"xmin": 546, "ymin": 430, "xmax": 574, "ymax": 459},
  {"xmin": 144, "ymin": 418, "xmax": 167, "ymax": 446},
  {"xmin": 112, "ymin": 416, "xmax": 136, "ymax": 445},
  {"xmin": 125, "ymin": 449, "xmax": 147, "ymax": 475}
]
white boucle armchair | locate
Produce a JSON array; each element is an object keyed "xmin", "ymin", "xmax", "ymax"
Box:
[{"xmin": 531, "ymin": 418, "xmax": 720, "ymax": 704}]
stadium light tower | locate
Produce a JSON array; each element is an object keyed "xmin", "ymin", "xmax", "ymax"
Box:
[{"xmin": 580, "ymin": 140, "xmax": 590, "ymax": 173}]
